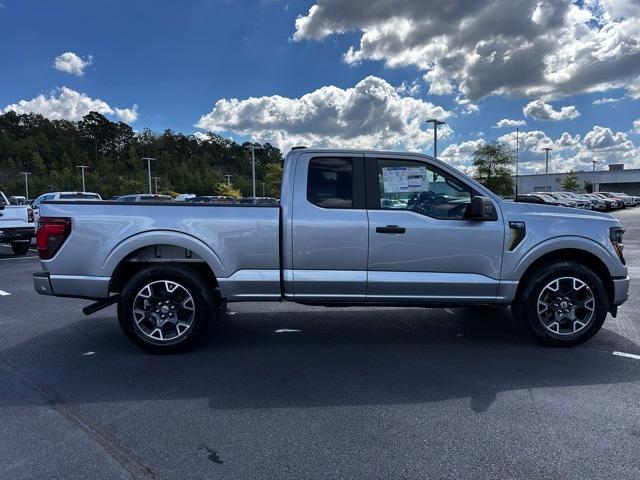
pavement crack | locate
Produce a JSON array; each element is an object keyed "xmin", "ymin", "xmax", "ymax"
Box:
[{"xmin": 0, "ymin": 358, "xmax": 157, "ymax": 480}]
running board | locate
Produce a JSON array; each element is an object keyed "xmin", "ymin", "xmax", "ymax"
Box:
[{"xmin": 82, "ymin": 295, "xmax": 120, "ymax": 316}]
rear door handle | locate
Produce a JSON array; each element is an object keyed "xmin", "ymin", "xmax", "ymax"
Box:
[{"xmin": 376, "ymin": 225, "xmax": 406, "ymax": 234}]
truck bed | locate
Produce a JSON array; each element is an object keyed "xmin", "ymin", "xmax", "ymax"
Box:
[{"xmin": 38, "ymin": 201, "xmax": 281, "ymax": 300}]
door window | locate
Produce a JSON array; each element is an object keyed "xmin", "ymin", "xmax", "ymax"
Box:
[
  {"xmin": 307, "ymin": 157, "xmax": 353, "ymax": 209},
  {"xmin": 376, "ymin": 159, "xmax": 472, "ymax": 219}
]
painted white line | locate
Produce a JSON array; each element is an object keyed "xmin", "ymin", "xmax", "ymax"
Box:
[
  {"xmin": 83, "ymin": 351, "xmax": 96, "ymax": 356},
  {"xmin": 275, "ymin": 328, "xmax": 302, "ymax": 334},
  {"xmin": 613, "ymin": 351, "xmax": 640, "ymax": 360},
  {"xmin": 444, "ymin": 308, "xmax": 454, "ymax": 314},
  {"xmin": 0, "ymin": 290, "xmax": 10, "ymax": 296}
]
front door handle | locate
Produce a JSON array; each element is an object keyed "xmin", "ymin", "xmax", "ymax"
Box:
[{"xmin": 376, "ymin": 225, "xmax": 406, "ymax": 234}]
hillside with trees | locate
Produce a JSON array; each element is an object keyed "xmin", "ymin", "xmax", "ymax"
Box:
[{"xmin": 0, "ymin": 111, "xmax": 284, "ymax": 199}]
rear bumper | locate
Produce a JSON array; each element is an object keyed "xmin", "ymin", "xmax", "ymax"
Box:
[
  {"xmin": 612, "ymin": 275, "xmax": 630, "ymax": 306},
  {"xmin": 0, "ymin": 227, "xmax": 34, "ymax": 242},
  {"xmin": 33, "ymin": 272, "xmax": 110, "ymax": 299}
]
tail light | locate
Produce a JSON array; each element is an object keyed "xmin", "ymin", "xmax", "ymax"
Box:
[
  {"xmin": 27, "ymin": 208, "xmax": 34, "ymax": 223},
  {"xmin": 36, "ymin": 217, "xmax": 71, "ymax": 260}
]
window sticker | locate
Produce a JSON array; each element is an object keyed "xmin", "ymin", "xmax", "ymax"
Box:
[{"xmin": 382, "ymin": 166, "xmax": 429, "ymax": 193}]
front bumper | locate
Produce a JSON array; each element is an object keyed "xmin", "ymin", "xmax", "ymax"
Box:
[
  {"xmin": 612, "ymin": 275, "xmax": 630, "ymax": 306},
  {"xmin": 0, "ymin": 227, "xmax": 34, "ymax": 242},
  {"xmin": 33, "ymin": 272, "xmax": 110, "ymax": 299}
]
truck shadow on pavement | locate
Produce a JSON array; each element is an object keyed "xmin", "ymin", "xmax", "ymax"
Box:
[{"xmin": 1, "ymin": 306, "xmax": 639, "ymax": 415}]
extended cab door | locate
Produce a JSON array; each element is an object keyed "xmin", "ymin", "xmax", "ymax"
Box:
[
  {"xmin": 365, "ymin": 154, "xmax": 504, "ymax": 303},
  {"xmin": 288, "ymin": 153, "xmax": 368, "ymax": 302}
]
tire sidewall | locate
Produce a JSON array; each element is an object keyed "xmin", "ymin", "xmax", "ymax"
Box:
[
  {"xmin": 118, "ymin": 265, "xmax": 214, "ymax": 353},
  {"xmin": 517, "ymin": 262, "xmax": 608, "ymax": 346},
  {"xmin": 11, "ymin": 241, "xmax": 30, "ymax": 255}
]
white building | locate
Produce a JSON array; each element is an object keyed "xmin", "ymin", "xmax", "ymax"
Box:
[{"xmin": 515, "ymin": 164, "xmax": 640, "ymax": 195}]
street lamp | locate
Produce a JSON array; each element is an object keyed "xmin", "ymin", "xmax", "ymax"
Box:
[
  {"xmin": 426, "ymin": 119, "xmax": 446, "ymax": 158},
  {"xmin": 592, "ymin": 160, "xmax": 597, "ymax": 192},
  {"xmin": 515, "ymin": 128, "xmax": 519, "ymax": 198},
  {"xmin": 20, "ymin": 172, "xmax": 31, "ymax": 199},
  {"xmin": 543, "ymin": 147, "xmax": 552, "ymax": 192},
  {"xmin": 141, "ymin": 157, "xmax": 157, "ymax": 194},
  {"xmin": 244, "ymin": 145, "xmax": 262, "ymax": 198},
  {"xmin": 76, "ymin": 165, "xmax": 89, "ymax": 192},
  {"xmin": 153, "ymin": 177, "xmax": 160, "ymax": 194}
]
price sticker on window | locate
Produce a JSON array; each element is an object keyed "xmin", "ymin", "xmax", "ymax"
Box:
[{"xmin": 382, "ymin": 166, "xmax": 429, "ymax": 193}]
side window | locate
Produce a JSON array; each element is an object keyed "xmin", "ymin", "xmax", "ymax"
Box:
[
  {"xmin": 377, "ymin": 159, "xmax": 472, "ymax": 219},
  {"xmin": 307, "ymin": 157, "xmax": 353, "ymax": 209}
]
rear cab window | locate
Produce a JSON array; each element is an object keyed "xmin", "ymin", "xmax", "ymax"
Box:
[{"xmin": 307, "ymin": 157, "xmax": 354, "ymax": 209}]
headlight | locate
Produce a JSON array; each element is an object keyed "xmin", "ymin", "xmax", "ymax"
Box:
[{"xmin": 610, "ymin": 227, "xmax": 625, "ymax": 264}]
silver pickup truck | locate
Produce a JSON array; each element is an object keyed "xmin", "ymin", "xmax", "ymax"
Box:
[{"xmin": 33, "ymin": 148, "xmax": 629, "ymax": 352}]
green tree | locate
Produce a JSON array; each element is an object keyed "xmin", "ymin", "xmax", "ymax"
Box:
[
  {"xmin": 561, "ymin": 171, "xmax": 580, "ymax": 191},
  {"xmin": 264, "ymin": 162, "xmax": 283, "ymax": 197},
  {"xmin": 213, "ymin": 181, "xmax": 242, "ymax": 199},
  {"xmin": 472, "ymin": 141, "xmax": 515, "ymax": 196}
]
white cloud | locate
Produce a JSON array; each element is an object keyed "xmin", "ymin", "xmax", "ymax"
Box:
[
  {"xmin": 634, "ymin": 119, "xmax": 640, "ymax": 134},
  {"xmin": 592, "ymin": 96, "xmax": 622, "ymax": 104},
  {"xmin": 115, "ymin": 104, "xmax": 138, "ymax": 123},
  {"xmin": 2, "ymin": 87, "xmax": 138, "ymax": 124},
  {"xmin": 494, "ymin": 118, "xmax": 526, "ymax": 128},
  {"xmin": 523, "ymin": 100, "xmax": 580, "ymax": 121},
  {"xmin": 293, "ymin": 1, "xmax": 640, "ymax": 103},
  {"xmin": 583, "ymin": 125, "xmax": 633, "ymax": 151},
  {"xmin": 196, "ymin": 76, "xmax": 452, "ymax": 153},
  {"xmin": 53, "ymin": 52, "xmax": 93, "ymax": 76},
  {"xmin": 439, "ymin": 138, "xmax": 485, "ymax": 172}
]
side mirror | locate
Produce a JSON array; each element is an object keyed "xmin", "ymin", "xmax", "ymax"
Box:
[{"xmin": 469, "ymin": 196, "xmax": 497, "ymax": 220}]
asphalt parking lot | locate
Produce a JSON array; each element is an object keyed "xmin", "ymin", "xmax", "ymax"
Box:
[{"xmin": 1, "ymin": 210, "xmax": 639, "ymax": 480}]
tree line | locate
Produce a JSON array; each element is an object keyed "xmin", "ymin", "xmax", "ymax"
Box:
[{"xmin": 0, "ymin": 111, "xmax": 283, "ymax": 199}]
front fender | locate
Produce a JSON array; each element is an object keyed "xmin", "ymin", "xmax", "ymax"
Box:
[{"xmin": 506, "ymin": 235, "xmax": 625, "ymax": 281}]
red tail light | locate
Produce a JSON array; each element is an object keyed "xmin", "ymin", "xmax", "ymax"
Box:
[
  {"xmin": 27, "ymin": 208, "xmax": 34, "ymax": 223},
  {"xmin": 36, "ymin": 217, "xmax": 71, "ymax": 260}
]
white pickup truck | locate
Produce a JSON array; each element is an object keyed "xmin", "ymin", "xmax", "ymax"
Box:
[{"xmin": 0, "ymin": 191, "xmax": 35, "ymax": 255}]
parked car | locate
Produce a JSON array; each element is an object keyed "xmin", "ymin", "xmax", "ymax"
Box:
[
  {"xmin": 551, "ymin": 192, "xmax": 591, "ymax": 209},
  {"xmin": 515, "ymin": 193, "xmax": 563, "ymax": 206},
  {"xmin": 237, "ymin": 197, "xmax": 279, "ymax": 205},
  {"xmin": 605, "ymin": 192, "xmax": 639, "ymax": 207},
  {"xmin": 0, "ymin": 191, "xmax": 35, "ymax": 255},
  {"xmin": 9, "ymin": 195, "xmax": 28, "ymax": 205},
  {"xmin": 592, "ymin": 193, "xmax": 625, "ymax": 209},
  {"xmin": 534, "ymin": 192, "xmax": 578, "ymax": 208},
  {"xmin": 31, "ymin": 191, "xmax": 102, "ymax": 226},
  {"xmin": 189, "ymin": 196, "xmax": 236, "ymax": 204},
  {"xmin": 116, "ymin": 194, "xmax": 174, "ymax": 202},
  {"xmin": 584, "ymin": 193, "xmax": 618, "ymax": 210},
  {"xmin": 175, "ymin": 194, "xmax": 196, "ymax": 202},
  {"xmin": 33, "ymin": 148, "xmax": 629, "ymax": 352}
]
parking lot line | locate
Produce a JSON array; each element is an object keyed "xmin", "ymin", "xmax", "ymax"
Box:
[
  {"xmin": 613, "ymin": 351, "xmax": 640, "ymax": 360},
  {"xmin": 0, "ymin": 290, "xmax": 10, "ymax": 296}
]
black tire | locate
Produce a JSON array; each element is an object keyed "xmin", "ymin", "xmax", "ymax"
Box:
[
  {"xmin": 512, "ymin": 261, "xmax": 608, "ymax": 347},
  {"xmin": 11, "ymin": 241, "xmax": 30, "ymax": 255},
  {"xmin": 118, "ymin": 264, "xmax": 216, "ymax": 353}
]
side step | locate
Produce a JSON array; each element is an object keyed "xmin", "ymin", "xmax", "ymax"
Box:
[{"xmin": 82, "ymin": 295, "xmax": 120, "ymax": 316}]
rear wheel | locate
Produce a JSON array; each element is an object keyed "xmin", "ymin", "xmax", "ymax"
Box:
[
  {"xmin": 118, "ymin": 265, "xmax": 216, "ymax": 353},
  {"xmin": 11, "ymin": 241, "xmax": 30, "ymax": 255},
  {"xmin": 513, "ymin": 261, "xmax": 608, "ymax": 346}
]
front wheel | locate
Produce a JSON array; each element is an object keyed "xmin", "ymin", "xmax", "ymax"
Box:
[
  {"xmin": 11, "ymin": 241, "xmax": 30, "ymax": 255},
  {"xmin": 513, "ymin": 261, "xmax": 608, "ymax": 346},
  {"xmin": 118, "ymin": 265, "xmax": 216, "ymax": 353}
]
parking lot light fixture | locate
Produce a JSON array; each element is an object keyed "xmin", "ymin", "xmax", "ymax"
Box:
[
  {"xmin": 142, "ymin": 157, "xmax": 157, "ymax": 194},
  {"xmin": 592, "ymin": 160, "xmax": 597, "ymax": 192},
  {"xmin": 244, "ymin": 145, "xmax": 262, "ymax": 198},
  {"xmin": 20, "ymin": 171, "xmax": 31, "ymax": 199},
  {"xmin": 543, "ymin": 147, "xmax": 552, "ymax": 192},
  {"xmin": 76, "ymin": 165, "xmax": 89, "ymax": 192},
  {"xmin": 426, "ymin": 119, "xmax": 446, "ymax": 158}
]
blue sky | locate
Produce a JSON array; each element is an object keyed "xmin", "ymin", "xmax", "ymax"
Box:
[{"xmin": 1, "ymin": 0, "xmax": 639, "ymax": 174}]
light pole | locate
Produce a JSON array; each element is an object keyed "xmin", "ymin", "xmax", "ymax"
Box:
[
  {"xmin": 141, "ymin": 157, "xmax": 157, "ymax": 194},
  {"xmin": 592, "ymin": 160, "xmax": 597, "ymax": 192},
  {"xmin": 20, "ymin": 172, "xmax": 31, "ymax": 199},
  {"xmin": 543, "ymin": 147, "xmax": 552, "ymax": 192},
  {"xmin": 76, "ymin": 165, "xmax": 89, "ymax": 192},
  {"xmin": 244, "ymin": 145, "xmax": 262, "ymax": 198},
  {"xmin": 153, "ymin": 177, "xmax": 160, "ymax": 194},
  {"xmin": 515, "ymin": 127, "xmax": 519, "ymax": 198},
  {"xmin": 426, "ymin": 119, "xmax": 446, "ymax": 158},
  {"xmin": 261, "ymin": 183, "xmax": 266, "ymax": 196},
  {"xmin": 224, "ymin": 175, "xmax": 232, "ymax": 186}
]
